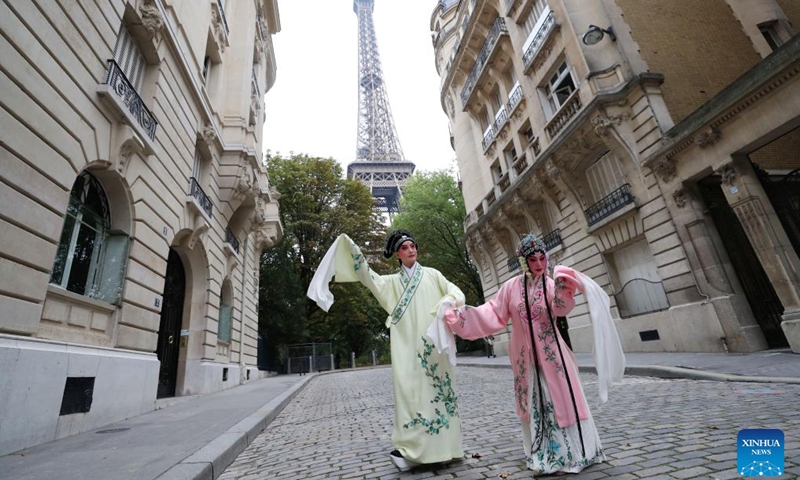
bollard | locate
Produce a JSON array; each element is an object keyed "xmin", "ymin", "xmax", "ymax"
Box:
[
  {"xmin": 351, "ymin": 351, "xmax": 356, "ymax": 369},
  {"xmin": 372, "ymin": 349, "xmax": 377, "ymax": 366},
  {"xmin": 309, "ymin": 356, "xmax": 313, "ymax": 373},
  {"xmin": 331, "ymin": 353, "xmax": 335, "ymax": 371}
]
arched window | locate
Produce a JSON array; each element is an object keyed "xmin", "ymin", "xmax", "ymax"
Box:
[
  {"xmin": 50, "ymin": 172, "xmax": 130, "ymax": 304},
  {"xmin": 218, "ymin": 281, "xmax": 234, "ymax": 344}
]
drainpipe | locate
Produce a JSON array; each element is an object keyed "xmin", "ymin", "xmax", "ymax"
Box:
[{"xmin": 239, "ymin": 234, "xmax": 249, "ymax": 384}]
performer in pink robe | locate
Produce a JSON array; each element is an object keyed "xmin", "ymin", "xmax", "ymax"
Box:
[{"xmin": 445, "ymin": 233, "xmax": 619, "ymax": 474}]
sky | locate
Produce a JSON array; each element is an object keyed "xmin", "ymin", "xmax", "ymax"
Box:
[{"xmin": 263, "ymin": 1, "xmax": 456, "ymax": 174}]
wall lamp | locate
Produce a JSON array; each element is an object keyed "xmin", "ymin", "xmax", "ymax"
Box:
[{"xmin": 582, "ymin": 25, "xmax": 616, "ymax": 45}]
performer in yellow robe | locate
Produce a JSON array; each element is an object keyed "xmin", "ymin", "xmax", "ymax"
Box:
[{"xmin": 307, "ymin": 230, "xmax": 465, "ymax": 470}]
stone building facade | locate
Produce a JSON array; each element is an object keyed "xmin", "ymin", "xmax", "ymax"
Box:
[
  {"xmin": 431, "ymin": 0, "xmax": 800, "ymax": 356},
  {"xmin": 0, "ymin": 0, "xmax": 282, "ymax": 455}
]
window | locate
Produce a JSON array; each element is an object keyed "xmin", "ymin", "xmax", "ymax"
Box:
[
  {"xmin": 202, "ymin": 56, "xmax": 212, "ymax": 82},
  {"xmin": 586, "ymin": 152, "xmax": 625, "ymax": 202},
  {"xmin": 521, "ymin": 0, "xmax": 546, "ymax": 37},
  {"xmin": 607, "ymin": 240, "xmax": 669, "ymax": 318},
  {"xmin": 218, "ymin": 282, "xmax": 233, "ymax": 344},
  {"xmin": 759, "ymin": 22, "xmax": 783, "ymax": 51},
  {"xmin": 112, "ymin": 25, "xmax": 146, "ymax": 91},
  {"xmin": 503, "ymin": 145, "xmax": 517, "ymax": 171},
  {"xmin": 543, "ymin": 61, "xmax": 576, "ymax": 116},
  {"xmin": 490, "ymin": 160, "xmax": 503, "ymax": 183},
  {"xmin": 50, "ymin": 173, "xmax": 130, "ymax": 304}
]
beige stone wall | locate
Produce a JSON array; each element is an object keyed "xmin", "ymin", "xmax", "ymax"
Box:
[
  {"xmin": 615, "ymin": 0, "xmax": 762, "ymax": 123},
  {"xmin": 0, "ymin": 0, "xmax": 281, "ymax": 452},
  {"xmin": 776, "ymin": 0, "xmax": 800, "ymax": 32}
]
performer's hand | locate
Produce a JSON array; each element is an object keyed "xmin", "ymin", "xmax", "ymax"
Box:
[{"xmin": 554, "ymin": 265, "xmax": 582, "ymax": 295}]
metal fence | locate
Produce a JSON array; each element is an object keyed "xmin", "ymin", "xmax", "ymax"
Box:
[{"xmin": 285, "ymin": 343, "xmax": 334, "ymax": 374}]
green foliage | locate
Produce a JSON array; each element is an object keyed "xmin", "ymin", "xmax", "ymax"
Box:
[
  {"xmin": 391, "ymin": 170, "xmax": 486, "ymax": 352},
  {"xmin": 258, "ymin": 153, "xmax": 389, "ymax": 369}
]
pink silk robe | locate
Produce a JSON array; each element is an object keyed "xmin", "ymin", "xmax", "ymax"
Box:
[{"xmin": 445, "ymin": 274, "xmax": 589, "ymax": 428}]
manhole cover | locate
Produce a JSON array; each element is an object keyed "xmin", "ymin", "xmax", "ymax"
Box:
[{"xmin": 96, "ymin": 428, "xmax": 131, "ymax": 434}]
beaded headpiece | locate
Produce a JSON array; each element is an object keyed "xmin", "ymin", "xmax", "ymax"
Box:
[
  {"xmin": 516, "ymin": 233, "xmax": 548, "ymax": 276},
  {"xmin": 384, "ymin": 230, "xmax": 417, "ymax": 258}
]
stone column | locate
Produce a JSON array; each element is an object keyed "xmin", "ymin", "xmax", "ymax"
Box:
[{"xmin": 719, "ymin": 157, "xmax": 800, "ymax": 352}]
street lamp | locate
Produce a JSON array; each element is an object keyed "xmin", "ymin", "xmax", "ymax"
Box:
[{"xmin": 582, "ymin": 25, "xmax": 617, "ymax": 45}]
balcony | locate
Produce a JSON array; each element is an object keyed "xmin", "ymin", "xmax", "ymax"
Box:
[
  {"xmin": 585, "ymin": 184, "xmax": 634, "ymax": 226},
  {"xmin": 542, "ymin": 228, "xmax": 562, "ymax": 250},
  {"xmin": 189, "ymin": 177, "xmax": 214, "ymax": 220},
  {"xmin": 460, "ymin": 17, "xmax": 508, "ymax": 107},
  {"xmin": 507, "ymin": 256, "xmax": 520, "ymax": 272},
  {"xmin": 523, "ymin": 8, "xmax": 556, "ymax": 72},
  {"xmin": 215, "ymin": 0, "xmax": 229, "ymax": 34},
  {"xmin": 507, "ymin": 82, "xmax": 523, "ymax": 115},
  {"xmin": 475, "ymin": 203, "xmax": 485, "ymax": 218},
  {"xmin": 498, "ymin": 172, "xmax": 511, "ymax": 193},
  {"xmin": 512, "ymin": 153, "xmax": 529, "ymax": 175},
  {"xmin": 485, "ymin": 189, "xmax": 497, "ymax": 207},
  {"xmin": 493, "ymin": 105, "xmax": 509, "ymax": 133},
  {"xmin": 100, "ymin": 59, "xmax": 158, "ymax": 145},
  {"xmin": 481, "ymin": 125, "xmax": 495, "ymax": 152},
  {"xmin": 545, "ymin": 90, "xmax": 582, "ymax": 139},
  {"xmin": 225, "ymin": 228, "xmax": 240, "ymax": 254}
]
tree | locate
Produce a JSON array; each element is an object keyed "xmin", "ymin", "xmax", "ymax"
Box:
[
  {"xmin": 259, "ymin": 153, "xmax": 389, "ymax": 369},
  {"xmin": 390, "ymin": 170, "xmax": 485, "ymax": 352}
]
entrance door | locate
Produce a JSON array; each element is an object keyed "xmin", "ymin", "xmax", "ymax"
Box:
[
  {"xmin": 756, "ymin": 167, "xmax": 800, "ymax": 258},
  {"xmin": 157, "ymin": 249, "xmax": 185, "ymax": 398},
  {"xmin": 698, "ymin": 178, "xmax": 788, "ymax": 348}
]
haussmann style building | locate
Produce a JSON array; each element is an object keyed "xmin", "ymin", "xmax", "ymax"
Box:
[
  {"xmin": 0, "ymin": 0, "xmax": 283, "ymax": 456},
  {"xmin": 430, "ymin": 0, "xmax": 800, "ymax": 356}
]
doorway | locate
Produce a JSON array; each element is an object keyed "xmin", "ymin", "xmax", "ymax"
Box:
[{"xmin": 156, "ymin": 249, "xmax": 186, "ymax": 398}]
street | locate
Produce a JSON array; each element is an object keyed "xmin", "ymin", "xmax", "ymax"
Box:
[{"xmin": 218, "ymin": 366, "xmax": 800, "ymax": 479}]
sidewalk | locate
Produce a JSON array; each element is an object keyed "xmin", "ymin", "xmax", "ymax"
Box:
[
  {"xmin": 0, "ymin": 374, "xmax": 311, "ymax": 480},
  {"xmin": 1, "ymin": 350, "xmax": 797, "ymax": 480},
  {"xmin": 460, "ymin": 348, "xmax": 800, "ymax": 383}
]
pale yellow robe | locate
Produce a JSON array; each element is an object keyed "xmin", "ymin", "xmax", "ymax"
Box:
[{"xmin": 326, "ymin": 235, "xmax": 465, "ymax": 464}]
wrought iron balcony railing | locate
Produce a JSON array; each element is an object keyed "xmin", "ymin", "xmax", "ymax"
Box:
[
  {"xmin": 507, "ymin": 256, "xmax": 520, "ymax": 272},
  {"xmin": 460, "ymin": 17, "xmax": 508, "ymax": 106},
  {"xmin": 493, "ymin": 105, "xmax": 509, "ymax": 133},
  {"xmin": 482, "ymin": 125, "xmax": 495, "ymax": 152},
  {"xmin": 190, "ymin": 177, "xmax": 214, "ymax": 219},
  {"xmin": 225, "ymin": 228, "xmax": 240, "ymax": 254},
  {"xmin": 507, "ymin": 82, "xmax": 523, "ymax": 113},
  {"xmin": 104, "ymin": 60, "xmax": 158, "ymax": 141},
  {"xmin": 522, "ymin": 9, "xmax": 555, "ymax": 71},
  {"xmin": 542, "ymin": 228, "xmax": 562, "ymax": 250},
  {"xmin": 216, "ymin": 0, "xmax": 229, "ymax": 34},
  {"xmin": 614, "ymin": 278, "xmax": 670, "ymax": 318},
  {"xmin": 545, "ymin": 90, "xmax": 582, "ymax": 139},
  {"xmin": 585, "ymin": 184, "xmax": 634, "ymax": 226}
]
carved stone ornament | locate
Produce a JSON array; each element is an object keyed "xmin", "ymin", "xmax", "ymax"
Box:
[
  {"xmin": 480, "ymin": 225, "xmax": 499, "ymax": 246},
  {"xmin": 653, "ymin": 157, "xmax": 677, "ymax": 183},
  {"xmin": 717, "ymin": 163, "xmax": 737, "ymax": 186},
  {"xmin": 498, "ymin": 128, "xmax": 508, "ymax": 141},
  {"xmin": 199, "ymin": 125, "xmax": 217, "ymax": 146},
  {"xmin": 486, "ymin": 144, "xmax": 496, "ymax": 157},
  {"xmin": 117, "ymin": 143, "xmax": 137, "ymax": 173},
  {"xmin": 445, "ymin": 92, "xmax": 455, "ymax": 119},
  {"xmin": 672, "ymin": 186, "xmax": 687, "ymax": 208},
  {"xmin": 139, "ymin": 2, "xmax": 164, "ymax": 37},
  {"xmin": 591, "ymin": 112, "xmax": 629, "ymax": 136},
  {"xmin": 545, "ymin": 160, "xmax": 563, "ymax": 182},
  {"xmin": 268, "ymin": 185, "xmax": 282, "ymax": 201},
  {"xmin": 254, "ymin": 38, "xmax": 264, "ymax": 64},
  {"xmin": 695, "ymin": 127, "xmax": 721, "ymax": 148},
  {"xmin": 211, "ymin": 9, "xmax": 226, "ymax": 52}
]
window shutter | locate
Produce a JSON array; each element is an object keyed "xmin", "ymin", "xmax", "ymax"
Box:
[
  {"xmin": 218, "ymin": 304, "xmax": 233, "ymax": 343},
  {"xmin": 612, "ymin": 240, "xmax": 668, "ymax": 317},
  {"xmin": 92, "ymin": 232, "xmax": 131, "ymax": 305},
  {"xmin": 113, "ymin": 26, "xmax": 147, "ymax": 91},
  {"xmin": 586, "ymin": 152, "xmax": 625, "ymax": 202}
]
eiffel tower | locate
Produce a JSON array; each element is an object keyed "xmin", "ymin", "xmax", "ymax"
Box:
[{"xmin": 348, "ymin": 0, "xmax": 415, "ymax": 216}]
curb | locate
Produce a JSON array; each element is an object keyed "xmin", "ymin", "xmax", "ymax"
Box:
[
  {"xmin": 154, "ymin": 374, "xmax": 317, "ymax": 480},
  {"xmin": 458, "ymin": 361, "xmax": 800, "ymax": 385}
]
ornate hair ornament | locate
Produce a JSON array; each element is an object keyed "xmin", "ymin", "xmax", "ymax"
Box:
[
  {"xmin": 383, "ymin": 229, "xmax": 417, "ymax": 258},
  {"xmin": 515, "ymin": 233, "xmax": 548, "ymax": 277}
]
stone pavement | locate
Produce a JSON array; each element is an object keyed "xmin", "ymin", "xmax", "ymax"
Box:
[
  {"xmin": 0, "ymin": 349, "xmax": 797, "ymax": 480},
  {"xmin": 220, "ymin": 366, "xmax": 800, "ymax": 480},
  {"xmin": 461, "ymin": 349, "xmax": 800, "ymax": 383}
]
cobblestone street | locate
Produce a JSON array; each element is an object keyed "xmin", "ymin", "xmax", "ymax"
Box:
[{"xmin": 219, "ymin": 367, "xmax": 800, "ymax": 479}]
